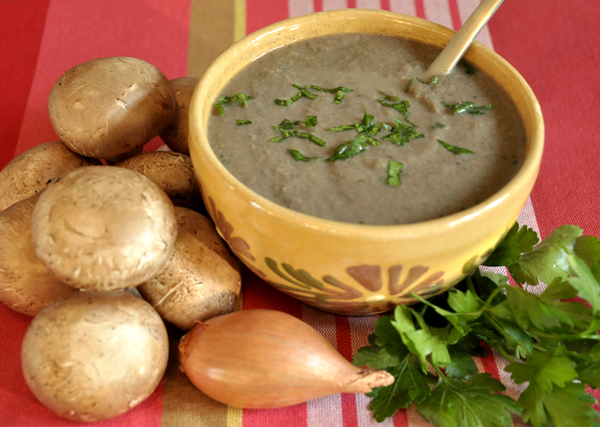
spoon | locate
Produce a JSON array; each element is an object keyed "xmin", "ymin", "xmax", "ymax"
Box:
[{"xmin": 423, "ymin": 0, "xmax": 504, "ymax": 79}]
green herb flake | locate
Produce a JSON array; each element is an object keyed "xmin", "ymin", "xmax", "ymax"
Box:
[
  {"xmin": 376, "ymin": 92, "xmax": 417, "ymax": 127},
  {"xmin": 287, "ymin": 149, "xmax": 323, "ymax": 162},
  {"xmin": 443, "ymin": 101, "xmax": 493, "ymax": 115},
  {"xmin": 236, "ymin": 119, "xmax": 253, "ymax": 125},
  {"xmin": 215, "ymin": 93, "xmax": 253, "ymax": 114},
  {"xmin": 383, "ymin": 119, "xmax": 424, "ymax": 146},
  {"xmin": 432, "ymin": 122, "xmax": 447, "ymax": 129},
  {"xmin": 438, "ymin": 139, "xmax": 474, "ymax": 155},
  {"xmin": 386, "ymin": 160, "xmax": 404, "ymax": 187},
  {"xmin": 307, "ymin": 85, "xmax": 353, "ymax": 104},
  {"xmin": 274, "ymin": 84, "xmax": 318, "ymax": 106},
  {"xmin": 304, "ymin": 115, "xmax": 318, "ymax": 127},
  {"xmin": 406, "ymin": 75, "xmax": 439, "ymax": 92},
  {"xmin": 326, "ymin": 135, "xmax": 369, "ymax": 162},
  {"xmin": 464, "ymin": 62, "xmax": 477, "ymax": 75}
]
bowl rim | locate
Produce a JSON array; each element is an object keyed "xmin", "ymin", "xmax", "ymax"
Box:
[{"xmin": 190, "ymin": 8, "xmax": 544, "ymax": 239}]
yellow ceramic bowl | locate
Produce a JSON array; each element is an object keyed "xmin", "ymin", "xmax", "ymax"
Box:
[{"xmin": 188, "ymin": 9, "xmax": 544, "ymax": 316}]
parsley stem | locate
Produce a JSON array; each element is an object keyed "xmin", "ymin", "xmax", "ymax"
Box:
[
  {"xmin": 495, "ymin": 346, "xmax": 519, "ymax": 364},
  {"xmin": 428, "ymin": 357, "xmax": 447, "ymax": 380}
]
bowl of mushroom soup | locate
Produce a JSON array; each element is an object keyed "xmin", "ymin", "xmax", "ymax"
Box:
[{"xmin": 188, "ymin": 9, "xmax": 544, "ymax": 315}]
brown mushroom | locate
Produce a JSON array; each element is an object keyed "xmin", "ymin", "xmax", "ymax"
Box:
[
  {"xmin": 0, "ymin": 141, "xmax": 94, "ymax": 213},
  {"xmin": 31, "ymin": 166, "xmax": 178, "ymax": 291},
  {"xmin": 21, "ymin": 290, "xmax": 169, "ymax": 422},
  {"xmin": 47, "ymin": 57, "xmax": 175, "ymax": 159},
  {"xmin": 0, "ymin": 195, "xmax": 77, "ymax": 316},
  {"xmin": 138, "ymin": 207, "xmax": 241, "ymax": 330},
  {"xmin": 115, "ymin": 151, "xmax": 203, "ymax": 210},
  {"xmin": 159, "ymin": 77, "xmax": 198, "ymax": 155}
]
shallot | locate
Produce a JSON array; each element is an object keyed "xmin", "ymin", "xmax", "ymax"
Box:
[{"xmin": 179, "ymin": 309, "xmax": 394, "ymax": 408}]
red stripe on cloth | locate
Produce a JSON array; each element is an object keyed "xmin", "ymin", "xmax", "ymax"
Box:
[
  {"xmin": 380, "ymin": 0, "xmax": 391, "ymax": 11},
  {"xmin": 489, "ymin": 0, "xmax": 600, "ymax": 239},
  {"xmin": 246, "ymin": 0, "xmax": 289, "ymax": 34},
  {"xmin": 15, "ymin": 0, "xmax": 191, "ymax": 157},
  {"xmin": 314, "ymin": 0, "xmax": 324, "ymax": 12},
  {"xmin": 335, "ymin": 316, "xmax": 359, "ymax": 426},
  {"xmin": 480, "ymin": 348, "xmax": 502, "ymax": 381},
  {"xmin": 414, "ymin": 0, "xmax": 426, "ymax": 19},
  {"xmin": 0, "ymin": 0, "xmax": 50, "ymax": 169},
  {"xmin": 347, "ymin": 0, "xmax": 357, "ymax": 8},
  {"xmin": 447, "ymin": 0, "xmax": 461, "ymax": 31}
]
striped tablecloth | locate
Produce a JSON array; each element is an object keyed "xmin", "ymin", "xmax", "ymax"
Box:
[{"xmin": 1, "ymin": 1, "xmax": 599, "ymax": 426}]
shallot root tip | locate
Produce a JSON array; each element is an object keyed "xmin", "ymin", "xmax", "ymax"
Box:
[{"xmin": 342, "ymin": 368, "xmax": 395, "ymax": 394}]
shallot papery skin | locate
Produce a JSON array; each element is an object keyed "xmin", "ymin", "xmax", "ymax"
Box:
[{"xmin": 178, "ymin": 309, "xmax": 394, "ymax": 409}]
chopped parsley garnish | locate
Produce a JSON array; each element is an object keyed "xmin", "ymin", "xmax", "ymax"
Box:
[
  {"xmin": 325, "ymin": 134, "xmax": 370, "ymax": 162},
  {"xmin": 438, "ymin": 139, "xmax": 474, "ymax": 154},
  {"xmin": 353, "ymin": 223, "xmax": 600, "ymax": 427},
  {"xmin": 443, "ymin": 101, "xmax": 493, "ymax": 115},
  {"xmin": 274, "ymin": 84, "xmax": 318, "ymax": 106},
  {"xmin": 329, "ymin": 110, "xmax": 385, "ymax": 146},
  {"xmin": 296, "ymin": 132, "xmax": 327, "ymax": 147},
  {"xmin": 383, "ymin": 119, "xmax": 424, "ymax": 146},
  {"xmin": 464, "ymin": 61, "xmax": 477, "ymax": 75},
  {"xmin": 304, "ymin": 116, "xmax": 318, "ymax": 127},
  {"xmin": 214, "ymin": 93, "xmax": 253, "ymax": 115},
  {"xmin": 405, "ymin": 75, "xmax": 439, "ymax": 92},
  {"xmin": 270, "ymin": 118, "xmax": 327, "ymax": 146},
  {"xmin": 236, "ymin": 119, "xmax": 253, "ymax": 125},
  {"xmin": 376, "ymin": 91, "xmax": 417, "ymax": 127},
  {"xmin": 274, "ymin": 119, "xmax": 300, "ymax": 131},
  {"xmin": 386, "ymin": 160, "xmax": 404, "ymax": 186},
  {"xmin": 307, "ymin": 85, "xmax": 353, "ymax": 104},
  {"xmin": 432, "ymin": 122, "xmax": 447, "ymax": 129},
  {"xmin": 287, "ymin": 149, "xmax": 323, "ymax": 162}
]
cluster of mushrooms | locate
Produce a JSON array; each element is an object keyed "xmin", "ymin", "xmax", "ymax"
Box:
[{"xmin": 0, "ymin": 57, "xmax": 242, "ymax": 422}]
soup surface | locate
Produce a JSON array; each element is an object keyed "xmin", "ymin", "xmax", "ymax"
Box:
[{"xmin": 208, "ymin": 34, "xmax": 526, "ymax": 225}]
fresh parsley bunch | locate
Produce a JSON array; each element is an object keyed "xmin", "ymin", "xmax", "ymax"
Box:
[{"xmin": 353, "ymin": 223, "xmax": 600, "ymax": 427}]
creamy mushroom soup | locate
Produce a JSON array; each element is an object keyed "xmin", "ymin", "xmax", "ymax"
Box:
[{"xmin": 208, "ymin": 34, "xmax": 526, "ymax": 225}]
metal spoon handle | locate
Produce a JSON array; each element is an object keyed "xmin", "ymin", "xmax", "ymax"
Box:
[{"xmin": 424, "ymin": 0, "xmax": 504, "ymax": 79}]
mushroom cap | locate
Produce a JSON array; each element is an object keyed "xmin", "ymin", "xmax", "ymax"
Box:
[
  {"xmin": 0, "ymin": 195, "xmax": 77, "ymax": 316},
  {"xmin": 0, "ymin": 141, "xmax": 93, "ymax": 213},
  {"xmin": 138, "ymin": 207, "xmax": 241, "ymax": 330},
  {"xmin": 47, "ymin": 57, "xmax": 175, "ymax": 159},
  {"xmin": 115, "ymin": 151, "xmax": 203, "ymax": 210},
  {"xmin": 21, "ymin": 291, "xmax": 169, "ymax": 422},
  {"xmin": 159, "ymin": 77, "xmax": 198, "ymax": 155},
  {"xmin": 31, "ymin": 166, "xmax": 178, "ymax": 291}
]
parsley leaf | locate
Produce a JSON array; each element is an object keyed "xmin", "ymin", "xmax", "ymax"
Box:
[
  {"xmin": 443, "ymin": 101, "xmax": 493, "ymax": 115},
  {"xmin": 287, "ymin": 149, "xmax": 323, "ymax": 162},
  {"xmin": 376, "ymin": 91, "xmax": 417, "ymax": 126},
  {"xmin": 567, "ymin": 254, "xmax": 600, "ymax": 315},
  {"xmin": 236, "ymin": 119, "xmax": 253, "ymax": 125},
  {"xmin": 304, "ymin": 115, "xmax": 318, "ymax": 128},
  {"xmin": 438, "ymin": 139, "xmax": 474, "ymax": 155},
  {"xmin": 483, "ymin": 223, "xmax": 539, "ymax": 266},
  {"xmin": 417, "ymin": 373, "xmax": 520, "ymax": 427},
  {"xmin": 306, "ymin": 85, "xmax": 353, "ymax": 104},
  {"xmin": 274, "ymin": 84, "xmax": 318, "ymax": 106},
  {"xmin": 509, "ymin": 224, "xmax": 582, "ymax": 286},
  {"xmin": 383, "ymin": 119, "xmax": 424, "ymax": 146},
  {"xmin": 214, "ymin": 93, "xmax": 253, "ymax": 114},
  {"xmin": 406, "ymin": 75, "xmax": 439, "ymax": 92},
  {"xmin": 325, "ymin": 134, "xmax": 369, "ymax": 162},
  {"xmin": 386, "ymin": 160, "xmax": 404, "ymax": 186},
  {"xmin": 369, "ymin": 354, "xmax": 437, "ymax": 421}
]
